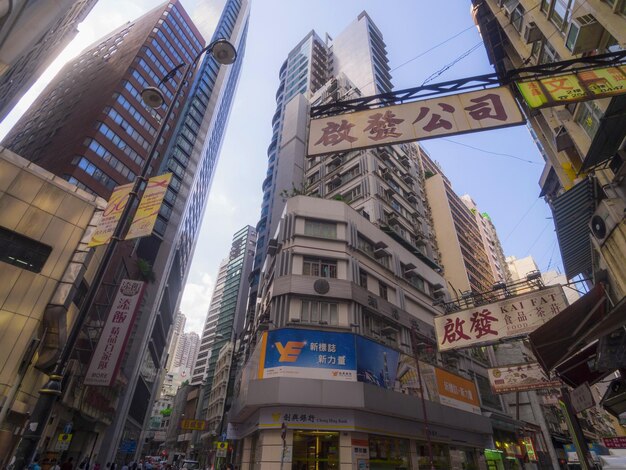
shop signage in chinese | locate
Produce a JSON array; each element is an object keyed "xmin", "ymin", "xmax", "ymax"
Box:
[
  {"xmin": 603, "ymin": 437, "xmax": 626, "ymax": 449},
  {"xmin": 261, "ymin": 407, "xmax": 354, "ymax": 430},
  {"xmin": 307, "ymin": 86, "xmax": 524, "ymax": 156},
  {"xmin": 570, "ymin": 382, "xmax": 595, "ymax": 414},
  {"xmin": 433, "ymin": 365, "xmax": 481, "ymax": 414},
  {"xmin": 517, "ymin": 65, "xmax": 626, "ymax": 109},
  {"xmin": 126, "ymin": 173, "xmax": 172, "ymax": 240},
  {"xmin": 488, "ymin": 362, "xmax": 562, "ymax": 394},
  {"xmin": 88, "ymin": 183, "xmax": 133, "ymax": 247},
  {"xmin": 434, "ymin": 285, "xmax": 567, "ymax": 351},
  {"xmin": 55, "ymin": 433, "xmax": 73, "ymax": 451},
  {"xmin": 84, "ymin": 280, "xmax": 145, "ymax": 386},
  {"xmin": 259, "ymin": 328, "xmax": 357, "ymax": 381},
  {"xmin": 180, "ymin": 419, "xmax": 208, "ymax": 431}
]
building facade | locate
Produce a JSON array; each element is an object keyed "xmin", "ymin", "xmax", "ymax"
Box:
[
  {"xmin": 0, "ymin": 148, "xmax": 106, "ymax": 464},
  {"xmin": 172, "ymin": 331, "xmax": 200, "ymax": 371},
  {"xmin": 1, "ymin": 0, "xmax": 250, "ymax": 463},
  {"xmin": 192, "ymin": 259, "xmax": 229, "ymax": 386},
  {"xmin": 0, "ymin": 0, "xmax": 99, "ymax": 121},
  {"xmin": 166, "ymin": 312, "xmax": 187, "ymax": 371}
]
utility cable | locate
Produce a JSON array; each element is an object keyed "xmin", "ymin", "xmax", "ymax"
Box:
[
  {"xmin": 421, "ymin": 42, "xmax": 484, "ymax": 85},
  {"xmin": 440, "ymin": 138, "xmax": 543, "ymax": 165},
  {"xmin": 503, "ymin": 197, "xmax": 540, "ymax": 242}
]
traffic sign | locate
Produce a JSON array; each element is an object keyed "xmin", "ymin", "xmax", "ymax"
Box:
[
  {"xmin": 216, "ymin": 441, "xmax": 228, "ymax": 458},
  {"xmin": 55, "ymin": 433, "xmax": 73, "ymax": 451}
]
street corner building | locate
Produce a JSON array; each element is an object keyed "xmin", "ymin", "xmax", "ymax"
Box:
[{"xmin": 229, "ymin": 197, "xmax": 494, "ymax": 470}]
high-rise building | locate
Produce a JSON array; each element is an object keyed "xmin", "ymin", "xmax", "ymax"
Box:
[
  {"xmin": 230, "ymin": 14, "xmax": 502, "ymax": 470},
  {"xmin": 172, "ymin": 331, "xmax": 200, "ymax": 371},
  {"xmin": 470, "ymin": 2, "xmax": 626, "ymax": 379},
  {"xmin": 192, "ymin": 259, "xmax": 229, "ymax": 385},
  {"xmin": 460, "ymin": 195, "xmax": 511, "ymax": 284},
  {"xmin": 0, "ymin": 0, "xmax": 99, "ymax": 122},
  {"xmin": 421, "ymin": 153, "xmax": 495, "ymax": 295},
  {"xmin": 166, "ymin": 312, "xmax": 187, "ymax": 371},
  {"xmin": 200, "ymin": 226, "xmax": 256, "ymax": 409},
  {"xmin": 1, "ymin": 0, "xmax": 250, "ymax": 462}
]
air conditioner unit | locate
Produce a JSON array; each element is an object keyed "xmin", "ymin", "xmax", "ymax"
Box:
[
  {"xmin": 502, "ymin": 0, "xmax": 520, "ymax": 16},
  {"xmin": 609, "ymin": 149, "xmax": 626, "ymax": 185},
  {"xmin": 565, "ymin": 14, "xmax": 604, "ymax": 54},
  {"xmin": 553, "ymin": 126, "xmax": 574, "ymax": 152},
  {"xmin": 589, "ymin": 198, "xmax": 626, "ymax": 246},
  {"xmin": 523, "ymin": 21, "xmax": 542, "ymax": 43}
]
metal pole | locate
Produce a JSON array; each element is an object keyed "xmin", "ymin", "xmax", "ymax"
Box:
[
  {"xmin": 410, "ymin": 328, "xmax": 435, "ymax": 470},
  {"xmin": 11, "ymin": 39, "xmax": 230, "ymax": 469}
]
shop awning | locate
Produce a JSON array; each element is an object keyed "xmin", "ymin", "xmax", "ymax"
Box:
[
  {"xmin": 581, "ymin": 95, "xmax": 626, "ymax": 171},
  {"xmin": 529, "ymin": 284, "xmax": 607, "ymax": 372},
  {"xmin": 553, "ymin": 342, "xmax": 606, "ymax": 388},
  {"xmin": 551, "ymin": 177, "xmax": 595, "ymax": 279},
  {"xmin": 531, "ymin": 286, "xmax": 626, "ymax": 387}
]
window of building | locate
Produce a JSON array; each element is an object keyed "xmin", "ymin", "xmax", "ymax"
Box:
[
  {"xmin": 303, "ymin": 257, "xmax": 337, "ymax": 278},
  {"xmin": 0, "ymin": 226, "xmax": 52, "ymax": 273},
  {"xmin": 539, "ymin": 40, "xmax": 560, "ymax": 64},
  {"xmin": 549, "ymin": 0, "xmax": 572, "ymax": 31},
  {"xmin": 511, "ymin": 4, "xmax": 525, "ymax": 32},
  {"xmin": 379, "ymin": 282, "xmax": 388, "ymax": 300},
  {"xmin": 576, "ymin": 101, "xmax": 603, "ymax": 138},
  {"xmin": 300, "ymin": 300, "xmax": 339, "ymax": 325},
  {"xmin": 357, "ymin": 234, "xmax": 375, "ymax": 256},
  {"xmin": 359, "ymin": 269, "xmax": 368, "ymax": 288},
  {"xmin": 304, "ymin": 219, "xmax": 337, "ymax": 239}
]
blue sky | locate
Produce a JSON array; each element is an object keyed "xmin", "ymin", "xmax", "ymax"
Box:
[{"xmin": 0, "ymin": 0, "xmax": 562, "ymax": 333}]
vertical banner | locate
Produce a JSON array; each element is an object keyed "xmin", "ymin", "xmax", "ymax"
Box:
[
  {"xmin": 88, "ymin": 183, "xmax": 133, "ymax": 247},
  {"xmin": 126, "ymin": 173, "xmax": 172, "ymax": 240},
  {"xmin": 84, "ymin": 279, "xmax": 145, "ymax": 386}
]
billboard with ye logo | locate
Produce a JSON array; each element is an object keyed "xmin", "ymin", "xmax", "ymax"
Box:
[{"xmin": 259, "ymin": 328, "xmax": 357, "ymax": 381}]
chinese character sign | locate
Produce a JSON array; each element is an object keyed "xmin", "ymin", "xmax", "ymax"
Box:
[
  {"xmin": 308, "ymin": 86, "xmax": 524, "ymax": 156},
  {"xmin": 180, "ymin": 419, "xmax": 208, "ymax": 431},
  {"xmin": 603, "ymin": 437, "xmax": 626, "ymax": 449},
  {"xmin": 434, "ymin": 367, "xmax": 481, "ymax": 414},
  {"xmin": 488, "ymin": 362, "xmax": 562, "ymax": 394},
  {"xmin": 84, "ymin": 280, "xmax": 145, "ymax": 386},
  {"xmin": 88, "ymin": 183, "xmax": 133, "ymax": 247},
  {"xmin": 434, "ymin": 285, "xmax": 567, "ymax": 351},
  {"xmin": 517, "ymin": 65, "xmax": 626, "ymax": 109},
  {"xmin": 260, "ymin": 328, "xmax": 357, "ymax": 381},
  {"xmin": 126, "ymin": 173, "xmax": 173, "ymax": 240}
]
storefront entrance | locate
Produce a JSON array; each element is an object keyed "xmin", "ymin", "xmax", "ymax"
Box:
[{"xmin": 292, "ymin": 431, "xmax": 339, "ymax": 470}]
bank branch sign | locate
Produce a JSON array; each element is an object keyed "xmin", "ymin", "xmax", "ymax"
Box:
[
  {"xmin": 434, "ymin": 285, "xmax": 567, "ymax": 351},
  {"xmin": 260, "ymin": 329, "xmax": 357, "ymax": 381}
]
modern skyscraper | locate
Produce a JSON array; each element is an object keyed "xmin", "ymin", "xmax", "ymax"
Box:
[
  {"xmin": 2, "ymin": 0, "xmax": 250, "ymax": 462},
  {"xmin": 172, "ymin": 331, "xmax": 200, "ymax": 371},
  {"xmin": 192, "ymin": 259, "xmax": 229, "ymax": 385},
  {"xmin": 230, "ymin": 13, "xmax": 501, "ymax": 470},
  {"xmin": 166, "ymin": 312, "xmax": 187, "ymax": 371},
  {"xmin": 200, "ymin": 226, "xmax": 256, "ymax": 409},
  {"xmin": 0, "ymin": 0, "xmax": 99, "ymax": 122}
]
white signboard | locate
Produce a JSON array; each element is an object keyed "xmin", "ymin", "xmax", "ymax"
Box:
[
  {"xmin": 435, "ymin": 286, "xmax": 567, "ymax": 351},
  {"xmin": 571, "ymin": 382, "xmax": 595, "ymax": 414},
  {"xmin": 488, "ymin": 363, "xmax": 562, "ymax": 394},
  {"xmin": 259, "ymin": 407, "xmax": 354, "ymax": 430},
  {"xmin": 308, "ymin": 86, "xmax": 525, "ymax": 156},
  {"xmin": 84, "ymin": 280, "xmax": 145, "ymax": 386}
]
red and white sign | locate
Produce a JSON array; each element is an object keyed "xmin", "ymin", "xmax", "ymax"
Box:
[
  {"xmin": 84, "ymin": 279, "xmax": 145, "ymax": 386},
  {"xmin": 603, "ymin": 437, "xmax": 626, "ymax": 449},
  {"xmin": 435, "ymin": 286, "xmax": 567, "ymax": 351}
]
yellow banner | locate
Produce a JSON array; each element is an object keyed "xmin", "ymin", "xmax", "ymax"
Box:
[
  {"xmin": 517, "ymin": 65, "xmax": 626, "ymax": 109},
  {"xmin": 126, "ymin": 173, "xmax": 172, "ymax": 240},
  {"xmin": 88, "ymin": 183, "xmax": 133, "ymax": 247}
]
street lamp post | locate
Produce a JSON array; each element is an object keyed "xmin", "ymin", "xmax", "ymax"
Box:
[{"xmin": 11, "ymin": 38, "xmax": 237, "ymax": 469}]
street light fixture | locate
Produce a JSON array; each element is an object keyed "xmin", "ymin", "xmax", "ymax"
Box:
[{"xmin": 11, "ymin": 38, "xmax": 237, "ymax": 468}]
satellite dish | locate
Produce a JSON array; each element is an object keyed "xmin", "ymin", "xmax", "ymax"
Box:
[{"xmin": 590, "ymin": 215, "xmax": 607, "ymax": 240}]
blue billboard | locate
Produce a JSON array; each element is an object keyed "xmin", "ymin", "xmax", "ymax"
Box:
[
  {"xmin": 261, "ymin": 328, "xmax": 357, "ymax": 381},
  {"xmin": 355, "ymin": 335, "xmax": 399, "ymax": 389}
]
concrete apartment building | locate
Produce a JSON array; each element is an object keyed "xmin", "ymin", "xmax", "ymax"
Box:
[
  {"xmin": 472, "ymin": 4, "xmax": 626, "ymax": 462},
  {"xmin": 1, "ymin": 0, "xmax": 250, "ymax": 462},
  {"xmin": 0, "ymin": 0, "xmax": 99, "ymax": 121},
  {"xmin": 0, "ymin": 148, "xmax": 106, "ymax": 464}
]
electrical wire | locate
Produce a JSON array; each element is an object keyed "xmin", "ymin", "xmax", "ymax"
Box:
[
  {"xmin": 503, "ymin": 198, "xmax": 540, "ymax": 242},
  {"xmin": 525, "ymin": 221, "xmax": 551, "ymax": 253},
  {"xmin": 440, "ymin": 138, "xmax": 544, "ymax": 165},
  {"xmin": 421, "ymin": 42, "xmax": 484, "ymax": 85}
]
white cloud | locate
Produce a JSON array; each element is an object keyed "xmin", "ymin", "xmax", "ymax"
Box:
[{"xmin": 179, "ymin": 272, "xmax": 215, "ymax": 334}]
